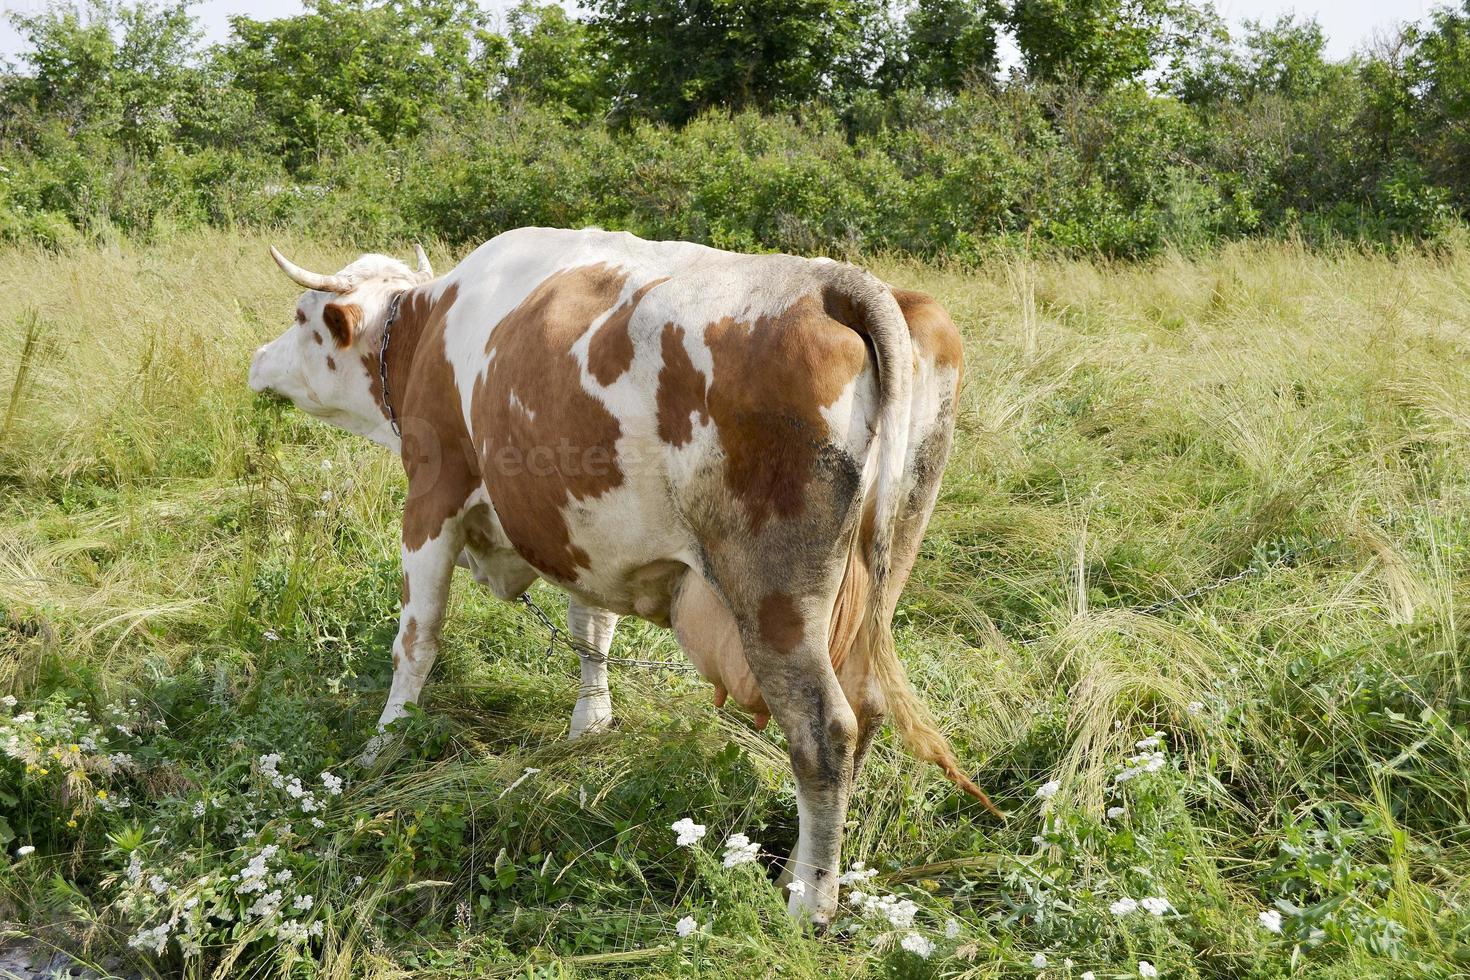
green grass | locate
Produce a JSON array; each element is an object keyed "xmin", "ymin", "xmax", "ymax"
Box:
[{"xmin": 2, "ymin": 230, "xmax": 1469, "ymax": 977}]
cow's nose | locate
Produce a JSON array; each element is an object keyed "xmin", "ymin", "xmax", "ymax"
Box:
[{"xmin": 248, "ymin": 346, "xmax": 270, "ymax": 393}]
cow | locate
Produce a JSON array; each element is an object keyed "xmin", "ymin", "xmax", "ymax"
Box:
[{"xmin": 247, "ymin": 227, "xmax": 999, "ymax": 925}]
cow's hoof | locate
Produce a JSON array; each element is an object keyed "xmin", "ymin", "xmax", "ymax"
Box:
[
  {"xmin": 569, "ymin": 695, "xmax": 614, "ymax": 739},
  {"xmin": 786, "ymin": 889, "xmax": 837, "ymax": 930},
  {"xmin": 359, "ymin": 732, "xmax": 392, "ymax": 767}
]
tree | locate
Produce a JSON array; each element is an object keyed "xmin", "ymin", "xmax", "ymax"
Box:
[
  {"xmin": 5, "ymin": 0, "xmax": 201, "ymax": 153},
  {"xmin": 1008, "ymin": 0, "xmax": 1201, "ymax": 89},
  {"xmin": 588, "ymin": 0, "xmax": 885, "ymax": 123},
  {"xmin": 504, "ymin": 2, "xmax": 607, "ymax": 119},
  {"xmin": 221, "ymin": 0, "xmax": 509, "ymax": 165},
  {"xmin": 1170, "ymin": 14, "xmax": 1333, "ymax": 104},
  {"xmin": 896, "ymin": 0, "xmax": 1001, "ymax": 93}
]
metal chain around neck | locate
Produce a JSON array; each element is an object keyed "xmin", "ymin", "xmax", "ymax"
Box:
[{"xmin": 379, "ymin": 291, "xmax": 405, "ymax": 439}]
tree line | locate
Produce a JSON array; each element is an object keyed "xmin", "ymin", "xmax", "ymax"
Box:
[{"xmin": 4, "ymin": 0, "xmax": 1470, "ymax": 259}]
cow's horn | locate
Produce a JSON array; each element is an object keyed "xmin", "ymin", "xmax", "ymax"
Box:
[
  {"xmin": 270, "ymin": 246, "xmax": 350, "ymax": 293},
  {"xmin": 412, "ymin": 242, "xmax": 433, "ymax": 279}
]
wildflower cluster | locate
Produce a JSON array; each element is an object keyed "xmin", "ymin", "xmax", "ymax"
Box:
[
  {"xmin": 1113, "ymin": 732, "xmax": 1168, "ymax": 785},
  {"xmin": 119, "ymin": 839, "xmax": 325, "ymax": 959},
  {"xmin": 0, "ymin": 695, "xmax": 161, "ymax": 835},
  {"xmin": 670, "ymin": 817, "xmax": 706, "ymax": 847},
  {"xmin": 111, "ymin": 751, "xmax": 350, "ymax": 962},
  {"xmin": 663, "ymin": 818, "xmax": 961, "ymax": 963},
  {"xmin": 721, "ymin": 832, "xmax": 760, "ymax": 868}
]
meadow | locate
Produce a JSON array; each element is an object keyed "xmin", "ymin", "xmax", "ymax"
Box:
[{"xmin": 2, "ymin": 229, "xmax": 1469, "ymax": 978}]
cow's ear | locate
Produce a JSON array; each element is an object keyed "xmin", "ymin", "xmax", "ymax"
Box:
[{"xmin": 321, "ymin": 302, "xmax": 362, "ymax": 347}]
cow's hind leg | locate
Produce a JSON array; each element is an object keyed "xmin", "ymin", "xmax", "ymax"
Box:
[
  {"xmin": 567, "ymin": 599, "xmax": 617, "ymax": 738},
  {"xmin": 735, "ymin": 592, "xmax": 856, "ymax": 925},
  {"xmin": 363, "ymin": 519, "xmax": 463, "ymax": 763},
  {"xmin": 702, "ymin": 523, "xmax": 859, "ymax": 926}
]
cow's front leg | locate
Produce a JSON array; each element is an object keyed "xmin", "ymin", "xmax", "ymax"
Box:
[
  {"xmin": 364, "ymin": 520, "xmax": 462, "ymax": 760},
  {"xmin": 567, "ymin": 599, "xmax": 617, "ymax": 738}
]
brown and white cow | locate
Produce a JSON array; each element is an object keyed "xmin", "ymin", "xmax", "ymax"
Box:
[{"xmin": 248, "ymin": 227, "xmax": 997, "ymax": 924}]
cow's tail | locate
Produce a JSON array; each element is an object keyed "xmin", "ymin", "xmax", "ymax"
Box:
[{"xmin": 829, "ymin": 266, "xmax": 1005, "ymax": 820}]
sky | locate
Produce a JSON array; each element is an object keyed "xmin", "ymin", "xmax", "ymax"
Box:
[{"xmin": 0, "ymin": 0, "xmax": 1450, "ymax": 66}]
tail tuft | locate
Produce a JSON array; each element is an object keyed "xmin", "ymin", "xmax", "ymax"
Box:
[{"xmin": 864, "ymin": 590, "xmax": 1006, "ymax": 820}]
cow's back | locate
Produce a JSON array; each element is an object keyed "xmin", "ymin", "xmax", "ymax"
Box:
[{"xmin": 432, "ymin": 229, "xmax": 886, "ymax": 609}]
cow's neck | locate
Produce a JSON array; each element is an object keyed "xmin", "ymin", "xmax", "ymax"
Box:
[{"xmin": 377, "ymin": 283, "xmax": 438, "ymax": 432}]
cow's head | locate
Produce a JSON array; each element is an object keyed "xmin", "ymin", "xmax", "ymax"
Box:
[{"xmin": 249, "ymin": 244, "xmax": 434, "ymax": 445}]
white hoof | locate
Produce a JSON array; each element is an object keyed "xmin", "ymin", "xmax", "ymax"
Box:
[
  {"xmin": 359, "ymin": 732, "xmax": 390, "ymax": 766},
  {"xmin": 569, "ymin": 692, "xmax": 613, "ymax": 739},
  {"xmin": 785, "ymin": 878, "xmax": 838, "ymax": 927}
]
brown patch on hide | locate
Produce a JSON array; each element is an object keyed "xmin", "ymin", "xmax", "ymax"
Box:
[
  {"xmin": 586, "ymin": 277, "xmax": 669, "ymax": 385},
  {"xmin": 655, "ymin": 322, "xmax": 709, "ymax": 447},
  {"xmin": 892, "ymin": 289, "xmax": 963, "ymax": 373},
  {"xmin": 470, "ymin": 265, "xmax": 631, "ymax": 583},
  {"xmin": 758, "ymin": 592, "xmax": 804, "ymax": 654},
  {"xmin": 703, "ymin": 294, "xmax": 867, "ymax": 533}
]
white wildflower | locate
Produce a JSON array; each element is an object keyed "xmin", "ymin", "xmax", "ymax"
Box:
[
  {"xmin": 851, "ymin": 891, "xmax": 919, "ymax": 928},
  {"xmin": 258, "ymin": 754, "xmax": 285, "ymax": 788},
  {"xmin": 1141, "ymin": 896, "xmax": 1172, "ymax": 916},
  {"xmin": 838, "ymin": 861, "xmax": 878, "ymax": 886},
  {"xmin": 1110, "ymin": 897, "xmax": 1138, "ymax": 916},
  {"xmin": 670, "ymin": 817, "xmax": 706, "ymax": 847},
  {"xmin": 274, "ymin": 869, "xmax": 293, "ymax": 883},
  {"xmin": 0, "ymin": 695, "xmax": 15, "ymax": 708},
  {"xmin": 901, "ymin": 933, "xmax": 935, "ymax": 958},
  {"xmin": 1036, "ymin": 779, "xmax": 1060, "ymax": 800},
  {"xmin": 128, "ymin": 921, "xmax": 171, "ymax": 955},
  {"xmin": 722, "ymin": 833, "xmax": 760, "ymax": 868},
  {"xmin": 311, "ymin": 817, "xmax": 325, "ymax": 829},
  {"xmin": 1107, "ymin": 805, "xmax": 1126, "ymax": 819},
  {"xmin": 1258, "ymin": 908, "xmax": 1283, "ymax": 933},
  {"xmin": 148, "ymin": 874, "xmax": 168, "ymax": 895},
  {"xmin": 1139, "ymin": 961, "xmax": 1158, "ymax": 978},
  {"xmin": 15, "ymin": 845, "xmax": 35, "ymax": 857},
  {"xmin": 235, "ymin": 844, "xmax": 279, "ymax": 893},
  {"xmin": 1031, "ymin": 951, "xmax": 1048, "ymax": 968},
  {"xmin": 320, "ymin": 771, "xmax": 344, "ymax": 796},
  {"xmin": 675, "ymin": 914, "xmax": 698, "ymax": 938},
  {"xmin": 247, "ymin": 888, "xmax": 283, "ymax": 919},
  {"xmin": 1082, "ymin": 973, "xmax": 1096, "ymax": 980},
  {"xmin": 293, "ymin": 894, "xmax": 314, "ymax": 911},
  {"xmin": 126, "ymin": 850, "xmax": 144, "ymax": 883},
  {"xmin": 263, "ymin": 630, "xmax": 280, "ymax": 642},
  {"xmin": 320, "ymin": 490, "xmax": 333, "ymax": 502},
  {"xmin": 944, "ymin": 919, "xmax": 960, "ymax": 939},
  {"xmin": 1186, "ymin": 700, "xmax": 1204, "ymax": 715},
  {"xmin": 191, "ymin": 800, "xmax": 206, "ymax": 818}
]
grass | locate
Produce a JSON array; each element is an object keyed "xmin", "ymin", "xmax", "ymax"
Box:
[{"xmin": 2, "ymin": 228, "xmax": 1470, "ymax": 977}]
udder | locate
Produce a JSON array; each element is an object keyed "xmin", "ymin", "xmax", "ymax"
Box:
[{"xmin": 669, "ymin": 573, "xmax": 771, "ymax": 728}]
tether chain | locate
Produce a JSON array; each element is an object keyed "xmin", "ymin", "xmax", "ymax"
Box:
[{"xmin": 514, "ymin": 594, "xmax": 699, "ymax": 673}]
